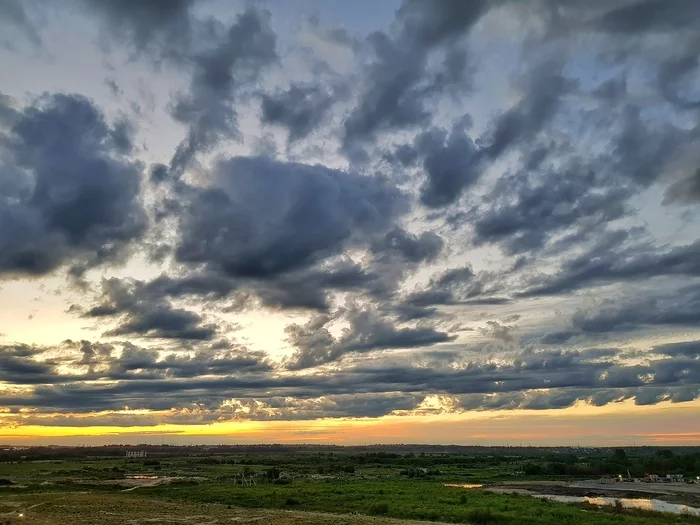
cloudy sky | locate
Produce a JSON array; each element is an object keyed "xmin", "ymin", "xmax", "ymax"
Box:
[{"xmin": 1, "ymin": 0, "xmax": 699, "ymax": 446}]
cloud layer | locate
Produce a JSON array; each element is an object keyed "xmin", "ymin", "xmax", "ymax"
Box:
[{"xmin": 1, "ymin": 0, "xmax": 699, "ymax": 433}]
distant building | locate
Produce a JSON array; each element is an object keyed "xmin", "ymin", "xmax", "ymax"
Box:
[{"xmin": 126, "ymin": 450, "xmax": 147, "ymax": 459}]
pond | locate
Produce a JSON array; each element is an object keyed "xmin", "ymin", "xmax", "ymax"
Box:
[{"xmin": 533, "ymin": 494, "xmax": 700, "ymax": 516}]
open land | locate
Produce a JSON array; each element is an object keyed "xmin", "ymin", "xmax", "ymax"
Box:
[{"xmin": 0, "ymin": 445, "xmax": 699, "ymax": 525}]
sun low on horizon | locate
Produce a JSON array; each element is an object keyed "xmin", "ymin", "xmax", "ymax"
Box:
[{"xmin": 0, "ymin": 0, "xmax": 699, "ymax": 448}]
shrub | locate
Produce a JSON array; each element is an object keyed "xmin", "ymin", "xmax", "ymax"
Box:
[
  {"xmin": 459, "ymin": 494, "xmax": 467, "ymax": 504},
  {"xmin": 369, "ymin": 502, "xmax": 389, "ymax": 515},
  {"xmin": 524, "ymin": 463, "xmax": 543, "ymax": 476},
  {"xmin": 466, "ymin": 507, "xmax": 496, "ymax": 524},
  {"xmin": 284, "ymin": 497, "xmax": 299, "ymax": 506}
]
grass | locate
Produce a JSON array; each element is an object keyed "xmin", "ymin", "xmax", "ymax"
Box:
[
  {"xmin": 1, "ymin": 452, "xmax": 699, "ymax": 525},
  {"xmin": 138, "ymin": 479, "xmax": 700, "ymax": 525}
]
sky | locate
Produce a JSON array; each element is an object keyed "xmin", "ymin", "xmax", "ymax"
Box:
[{"xmin": 0, "ymin": 0, "xmax": 699, "ymax": 447}]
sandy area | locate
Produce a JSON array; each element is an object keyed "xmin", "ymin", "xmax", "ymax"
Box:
[
  {"xmin": 572, "ymin": 482, "xmax": 700, "ymax": 495},
  {"xmin": 481, "ymin": 480, "xmax": 700, "ymax": 506}
]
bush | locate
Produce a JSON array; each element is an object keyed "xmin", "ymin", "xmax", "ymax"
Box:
[
  {"xmin": 273, "ymin": 478, "xmax": 291, "ymax": 485},
  {"xmin": 284, "ymin": 497, "xmax": 299, "ymax": 506},
  {"xmin": 0, "ymin": 479, "xmax": 12, "ymax": 486},
  {"xmin": 524, "ymin": 463, "xmax": 543, "ymax": 476},
  {"xmin": 368, "ymin": 502, "xmax": 389, "ymax": 515},
  {"xmin": 466, "ymin": 507, "xmax": 496, "ymax": 524},
  {"xmin": 459, "ymin": 494, "xmax": 467, "ymax": 504}
]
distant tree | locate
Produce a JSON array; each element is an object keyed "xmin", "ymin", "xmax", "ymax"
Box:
[{"xmin": 524, "ymin": 463, "xmax": 543, "ymax": 475}]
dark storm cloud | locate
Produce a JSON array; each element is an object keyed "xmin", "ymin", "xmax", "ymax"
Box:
[
  {"xmin": 0, "ymin": 93, "xmax": 146, "ymax": 276},
  {"xmin": 595, "ymin": 0, "xmax": 700, "ymax": 34},
  {"xmin": 658, "ymin": 53, "xmax": 700, "ymax": 110},
  {"xmin": 79, "ymin": 0, "xmax": 197, "ymax": 62},
  {"xmin": 417, "ymin": 125, "xmax": 481, "ymax": 207},
  {"xmin": 5, "ymin": 0, "xmax": 700, "ymax": 428},
  {"xmin": 370, "ymin": 227, "xmax": 443, "ymax": 264},
  {"xmin": 260, "ymin": 83, "xmax": 335, "ymax": 143},
  {"xmin": 612, "ymin": 105, "xmax": 690, "ymax": 188},
  {"xmin": 286, "ymin": 307, "xmax": 455, "ymax": 369},
  {"xmin": 128, "ymin": 259, "xmax": 385, "ymax": 313},
  {"xmin": 401, "ymin": 266, "xmax": 502, "ymax": 309},
  {"xmin": 571, "ymin": 285, "xmax": 700, "ymax": 334},
  {"xmin": 85, "ymin": 278, "xmax": 216, "ymax": 340},
  {"xmin": 252, "ymin": 261, "xmax": 387, "ymax": 311},
  {"xmin": 341, "ymin": 0, "xmax": 489, "ymax": 158},
  {"xmin": 472, "ymin": 160, "xmax": 631, "ymax": 255},
  {"xmin": 105, "ymin": 344, "xmax": 272, "ymax": 379},
  {"xmin": 654, "ymin": 340, "xmax": 700, "ymax": 359},
  {"xmin": 520, "ymin": 239, "xmax": 700, "ymax": 297},
  {"xmin": 451, "ymin": 0, "xmax": 700, "ymax": 254},
  {"xmin": 481, "ymin": 62, "xmax": 569, "ymax": 161},
  {"xmin": 143, "ymin": 273, "xmax": 238, "ymax": 300},
  {"xmin": 664, "ymin": 168, "xmax": 700, "ymax": 205},
  {"xmin": 456, "ymin": 385, "xmax": 699, "ymax": 412},
  {"xmin": 104, "ymin": 152, "xmax": 409, "ymax": 314},
  {"xmin": 168, "ymin": 8, "xmax": 277, "ymax": 175},
  {"xmin": 175, "ymin": 156, "xmax": 407, "ymax": 278},
  {"xmin": 539, "ymin": 331, "xmax": 579, "ymax": 345},
  {"xmin": 1, "ymin": 337, "xmax": 699, "ymax": 418}
]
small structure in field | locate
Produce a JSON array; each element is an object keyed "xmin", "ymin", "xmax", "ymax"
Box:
[{"xmin": 126, "ymin": 450, "xmax": 147, "ymax": 459}]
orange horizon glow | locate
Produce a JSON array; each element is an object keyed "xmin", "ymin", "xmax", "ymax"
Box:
[{"xmin": 0, "ymin": 399, "xmax": 698, "ymax": 446}]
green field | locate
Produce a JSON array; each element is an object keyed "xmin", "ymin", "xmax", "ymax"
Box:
[{"xmin": 0, "ymin": 446, "xmax": 699, "ymax": 524}]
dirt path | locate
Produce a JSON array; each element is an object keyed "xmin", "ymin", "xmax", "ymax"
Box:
[{"xmin": 0, "ymin": 492, "xmax": 456, "ymax": 525}]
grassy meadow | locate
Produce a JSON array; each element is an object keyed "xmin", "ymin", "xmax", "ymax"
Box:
[{"xmin": 0, "ymin": 446, "xmax": 698, "ymax": 524}]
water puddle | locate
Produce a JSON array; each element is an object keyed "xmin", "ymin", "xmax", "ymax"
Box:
[{"xmin": 533, "ymin": 494, "xmax": 700, "ymax": 516}]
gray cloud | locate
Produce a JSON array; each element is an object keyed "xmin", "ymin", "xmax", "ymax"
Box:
[
  {"xmin": 168, "ymin": 8, "xmax": 277, "ymax": 175},
  {"xmin": 370, "ymin": 227, "xmax": 443, "ymax": 264},
  {"xmin": 0, "ymin": 93, "xmax": 146, "ymax": 277},
  {"xmin": 0, "ymin": 0, "xmax": 41, "ymax": 49},
  {"xmin": 402, "ymin": 266, "xmax": 502, "ymax": 310},
  {"xmin": 341, "ymin": 0, "xmax": 487, "ymax": 159},
  {"xmin": 572, "ymin": 285, "xmax": 700, "ymax": 334},
  {"xmin": 175, "ymin": 156, "xmax": 407, "ymax": 278},
  {"xmin": 2, "ymin": 340, "xmax": 698, "ymax": 418},
  {"xmin": 286, "ymin": 307, "xmax": 455, "ymax": 369},
  {"xmin": 472, "ymin": 163, "xmax": 631, "ymax": 255},
  {"xmin": 520, "ymin": 239, "xmax": 700, "ymax": 297},
  {"xmin": 260, "ymin": 83, "xmax": 335, "ymax": 143},
  {"xmin": 594, "ymin": 0, "xmax": 700, "ymax": 34},
  {"xmin": 80, "ymin": 0, "xmax": 197, "ymax": 62},
  {"xmin": 84, "ymin": 278, "xmax": 217, "ymax": 340},
  {"xmin": 3, "ymin": 0, "xmax": 700, "ymax": 428},
  {"xmin": 481, "ymin": 61, "xmax": 569, "ymax": 161},
  {"xmin": 417, "ymin": 124, "xmax": 481, "ymax": 207}
]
